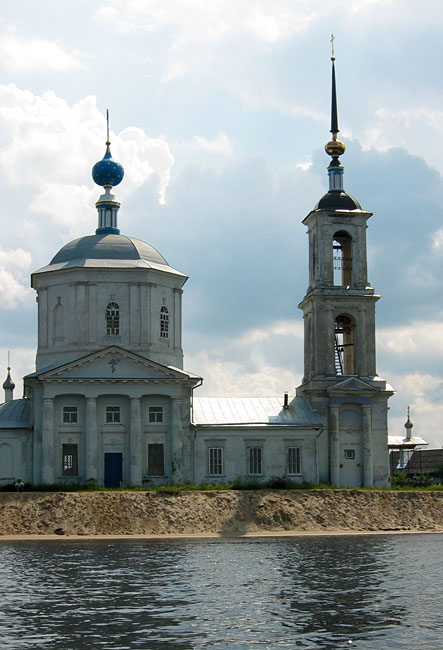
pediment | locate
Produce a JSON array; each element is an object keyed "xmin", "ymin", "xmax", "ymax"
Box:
[
  {"xmin": 327, "ymin": 377, "xmax": 379, "ymax": 394},
  {"xmin": 38, "ymin": 347, "xmax": 198, "ymax": 383}
]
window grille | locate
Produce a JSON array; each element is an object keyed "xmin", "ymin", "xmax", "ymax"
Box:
[
  {"xmin": 160, "ymin": 306, "xmax": 169, "ymax": 338},
  {"xmin": 106, "ymin": 301, "xmax": 120, "ymax": 335},
  {"xmin": 208, "ymin": 447, "xmax": 223, "ymax": 476},
  {"xmin": 106, "ymin": 406, "xmax": 121, "ymax": 423},
  {"xmin": 147, "ymin": 443, "xmax": 165, "ymax": 476},
  {"xmin": 62, "ymin": 444, "xmax": 78, "ymax": 477},
  {"xmin": 148, "ymin": 406, "xmax": 163, "ymax": 423},
  {"xmin": 63, "ymin": 406, "xmax": 78, "ymax": 424},
  {"xmin": 287, "ymin": 447, "xmax": 301, "ymax": 474},
  {"xmin": 248, "ymin": 446, "xmax": 263, "ymax": 475}
]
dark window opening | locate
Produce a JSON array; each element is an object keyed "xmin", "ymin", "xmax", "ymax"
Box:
[
  {"xmin": 248, "ymin": 446, "xmax": 263, "ymax": 475},
  {"xmin": 333, "ymin": 231, "xmax": 352, "ymax": 286},
  {"xmin": 160, "ymin": 306, "xmax": 169, "ymax": 339},
  {"xmin": 106, "ymin": 301, "xmax": 120, "ymax": 335},
  {"xmin": 147, "ymin": 443, "xmax": 164, "ymax": 476},
  {"xmin": 106, "ymin": 406, "xmax": 121, "ymax": 423},
  {"xmin": 148, "ymin": 406, "xmax": 163, "ymax": 423},
  {"xmin": 63, "ymin": 406, "xmax": 78, "ymax": 423},
  {"xmin": 335, "ymin": 315, "xmax": 355, "ymax": 375},
  {"xmin": 208, "ymin": 447, "xmax": 223, "ymax": 475},
  {"xmin": 62, "ymin": 444, "xmax": 78, "ymax": 477}
]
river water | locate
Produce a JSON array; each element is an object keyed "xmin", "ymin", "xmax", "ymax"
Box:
[{"xmin": 0, "ymin": 533, "xmax": 442, "ymax": 649}]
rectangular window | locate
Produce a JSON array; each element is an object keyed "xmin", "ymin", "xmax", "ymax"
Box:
[
  {"xmin": 62, "ymin": 444, "xmax": 78, "ymax": 477},
  {"xmin": 147, "ymin": 443, "xmax": 165, "ymax": 476},
  {"xmin": 63, "ymin": 406, "xmax": 78, "ymax": 424},
  {"xmin": 208, "ymin": 447, "xmax": 223, "ymax": 476},
  {"xmin": 287, "ymin": 447, "xmax": 301, "ymax": 475},
  {"xmin": 248, "ymin": 446, "xmax": 263, "ymax": 475},
  {"xmin": 344, "ymin": 449, "xmax": 355, "ymax": 459},
  {"xmin": 148, "ymin": 406, "xmax": 163, "ymax": 423},
  {"xmin": 106, "ymin": 406, "xmax": 121, "ymax": 423}
]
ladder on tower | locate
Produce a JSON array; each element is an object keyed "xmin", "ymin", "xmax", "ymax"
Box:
[{"xmin": 335, "ymin": 336, "xmax": 343, "ymax": 375}]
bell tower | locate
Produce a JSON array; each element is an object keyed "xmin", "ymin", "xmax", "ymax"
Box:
[{"xmin": 296, "ymin": 46, "xmax": 393, "ymax": 487}]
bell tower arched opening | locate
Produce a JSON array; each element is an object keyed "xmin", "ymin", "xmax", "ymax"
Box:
[
  {"xmin": 335, "ymin": 314, "xmax": 355, "ymax": 375},
  {"xmin": 333, "ymin": 230, "xmax": 352, "ymax": 286}
]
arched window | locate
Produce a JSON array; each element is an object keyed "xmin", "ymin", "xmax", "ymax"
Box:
[
  {"xmin": 160, "ymin": 306, "xmax": 169, "ymax": 339},
  {"xmin": 335, "ymin": 314, "xmax": 355, "ymax": 375},
  {"xmin": 106, "ymin": 302, "xmax": 120, "ymax": 335},
  {"xmin": 333, "ymin": 231, "xmax": 352, "ymax": 286}
]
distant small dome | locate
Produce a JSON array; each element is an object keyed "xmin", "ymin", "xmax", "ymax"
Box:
[
  {"xmin": 315, "ymin": 191, "xmax": 361, "ymax": 211},
  {"xmin": 92, "ymin": 145, "xmax": 124, "ymax": 188},
  {"xmin": 2, "ymin": 368, "xmax": 15, "ymax": 391}
]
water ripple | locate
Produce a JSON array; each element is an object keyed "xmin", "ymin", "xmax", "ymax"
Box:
[{"xmin": 0, "ymin": 534, "xmax": 442, "ymax": 648}]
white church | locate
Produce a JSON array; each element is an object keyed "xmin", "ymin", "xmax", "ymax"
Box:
[{"xmin": 0, "ymin": 58, "xmax": 393, "ymax": 489}]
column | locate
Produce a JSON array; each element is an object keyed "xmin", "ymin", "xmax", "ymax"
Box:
[
  {"xmin": 85, "ymin": 397, "xmax": 98, "ymax": 483},
  {"xmin": 358, "ymin": 307, "xmax": 367, "ymax": 376},
  {"xmin": 130, "ymin": 398, "xmax": 142, "ymax": 486},
  {"xmin": 362, "ymin": 404, "xmax": 373, "ymax": 487},
  {"xmin": 173, "ymin": 288, "xmax": 182, "ymax": 351},
  {"xmin": 76, "ymin": 283, "xmax": 86, "ymax": 342},
  {"xmin": 129, "ymin": 284, "xmax": 140, "ymax": 345},
  {"xmin": 171, "ymin": 397, "xmax": 184, "ymax": 482},
  {"xmin": 329, "ymin": 404, "xmax": 340, "ymax": 486},
  {"xmin": 325, "ymin": 307, "xmax": 335, "ymax": 376},
  {"xmin": 140, "ymin": 284, "xmax": 150, "ymax": 345},
  {"xmin": 42, "ymin": 397, "xmax": 55, "ymax": 484},
  {"xmin": 88, "ymin": 284, "xmax": 97, "ymax": 343},
  {"xmin": 38, "ymin": 288, "xmax": 48, "ymax": 349}
]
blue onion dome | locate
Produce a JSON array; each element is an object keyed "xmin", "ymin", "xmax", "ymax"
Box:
[{"xmin": 92, "ymin": 142, "xmax": 124, "ymax": 188}]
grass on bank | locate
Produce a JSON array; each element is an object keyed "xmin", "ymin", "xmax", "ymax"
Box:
[{"xmin": 2, "ymin": 473, "xmax": 443, "ymax": 492}]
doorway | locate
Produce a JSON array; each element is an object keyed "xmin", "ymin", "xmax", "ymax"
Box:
[{"xmin": 104, "ymin": 452, "xmax": 123, "ymax": 488}]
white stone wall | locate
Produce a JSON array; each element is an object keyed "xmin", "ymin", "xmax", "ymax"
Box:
[
  {"xmin": 193, "ymin": 427, "xmax": 320, "ymax": 484},
  {"xmin": 33, "ymin": 268, "xmax": 185, "ymax": 371},
  {"xmin": 0, "ymin": 431, "xmax": 31, "ymax": 485}
]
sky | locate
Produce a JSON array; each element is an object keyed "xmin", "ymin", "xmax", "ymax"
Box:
[{"xmin": 0, "ymin": 0, "xmax": 442, "ymax": 446}]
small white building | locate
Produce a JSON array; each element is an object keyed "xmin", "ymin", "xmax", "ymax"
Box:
[{"xmin": 0, "ymin": 59, "xmax": 393, "ymax": 488}]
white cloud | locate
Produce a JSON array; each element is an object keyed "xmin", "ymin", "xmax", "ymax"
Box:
[
  {"xmin": 378, "ymin": 321, "xmax": 443, "ymax": 359},
  {"xmin": 0, "ymin": 248, "xmax": 33, "ymax": 309},
  {"xmin": 29, "ymin": 183, "xmax": 96, "ymax": 238},
  {"xmin": 118, "ymin": 127, "xmax": 175, "ymax": 203},
  {"xmin": 0, "ymin": 34, "xmax": 85, "ymax": 74},
  {"xmin": 187, "ymin": 319, "xmax": 304, "ymax": 397},
  {"xmin": 161, "ymin": 60, "xmax": 190, "ymax": 83},
  {"xmin": 432, "ymin": 229, "xmax": 443, "ymax": 250},
  {"xmin": 95, "ymin": 1, "xmax": 315, "ymax": 43},
  {"xmin": 0, "ymin": 85, "xmax": 175, "ymax": 225}
]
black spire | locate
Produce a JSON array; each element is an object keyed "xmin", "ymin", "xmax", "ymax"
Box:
[{"xmin": 330, "ymin": 56, "xmax": 339, "ymax": 136}]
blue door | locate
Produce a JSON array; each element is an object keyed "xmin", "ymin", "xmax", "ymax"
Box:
[{"xmin": 104, "ymin": 453, "xmax": 123, "ymax": 488}]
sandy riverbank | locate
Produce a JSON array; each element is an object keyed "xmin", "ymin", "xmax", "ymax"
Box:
[{"xmin": 1, "ymin": 489, "xmax": 443, "ymax": 539}]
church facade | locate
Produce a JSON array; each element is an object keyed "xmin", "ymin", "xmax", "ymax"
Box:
[{"xmin": 0, "ymin": 59, "xmax": 393, "ymax": 488}]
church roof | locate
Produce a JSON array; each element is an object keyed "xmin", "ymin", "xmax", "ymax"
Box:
[
  {"xmin": 192, "ymin": 397, "xmax": 323, "ymax": 427},
  {"xmin": 0, "ymin": 398, "xmax": 31, "ymax": 429},
  {"xmin": 388, "ymin": 435, "xmax": 428, "ymax": 448},
  {"xmin": 314, "ymin": 191, "xmax": 361, "ymax": 211},
  {"xmin": 33, "ymin": 233, "xmax": 186, "ymax": 277}
]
